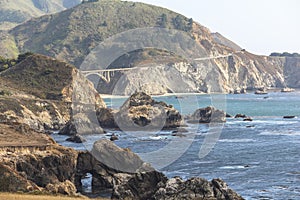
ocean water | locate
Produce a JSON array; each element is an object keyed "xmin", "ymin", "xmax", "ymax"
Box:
[{"xmin": 52, "ymin": 91, "xmax": 300, "ymax": 199}]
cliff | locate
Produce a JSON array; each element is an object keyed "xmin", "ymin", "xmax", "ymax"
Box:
[{"xmin": 0, "ymin": 54, "xmax": 105, "ymax": 131}]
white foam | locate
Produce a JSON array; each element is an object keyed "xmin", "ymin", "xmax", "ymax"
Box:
[
  {"xmin": 219, "ymin": 139, "xmax": 255, "ymax": 143},
  {"xmin": 219, "ymin": 165, "xmax": 247, "ymax": 169},
  {"xmin": 259, "ymin": 131, "xmax": 300, "ymax": 136}
]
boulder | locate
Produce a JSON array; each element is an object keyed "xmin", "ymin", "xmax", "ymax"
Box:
[
  {"xmin": 59, "ymin": 113, "xmax": 105, "ymax": 136},
  {"xmin": 234, "ymin": 114, "xmax": 247, "ymax": 118},
  {"xmin": 103, "ymin": 92, "xmax": 183, "ymax": 131},
  {"xmin": 153, "ymin": 177, "xmax": 244, "ymax": 200},
  {"xmin": 283, "ymin": 115, "xmax": 296, "ymax": 119},
  {"xmin": 66, "ymin": 134, "xmax": 86, "ymax": 143},
  {"xmin": 187, "ymin": 106, "xmax": 226, "ymax": 123},
  {"xmin": 91, "ymin": 139, "xmax": 150, "ymax": 173},
  {"xmin": 112, "ymin": 171, "xmax": 168, "ymax": 200},
  {"xmin": 96, "ymin": 107, "xmax": 117, "ymax": 129}
]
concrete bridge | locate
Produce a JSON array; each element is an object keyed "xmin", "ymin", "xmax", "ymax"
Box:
[{"xmin": 80, "ymin": 52, "xmax": 238, "ymax": 83}]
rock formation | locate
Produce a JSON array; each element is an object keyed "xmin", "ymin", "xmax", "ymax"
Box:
[
  {"xmin": 0, "ymin": 54, "xmax": 106, "ymax": 132},
  {"xmin": 0, "ymin": 123, "xmax": 78, "ymax": 195},
  {"xmin": 97, "ymin": 92, "xmax": 183, "ymax": 131},
  {"xmin": 187, "ymin": 106, "xmax": 226, "ymax": 123},
  {"xmin": 0, "ymin": 123, "xmax": 244, "ymax": 199},
  {"xmin": 75, "ymin": 140, "xmax": 244, "ymax": 200}
]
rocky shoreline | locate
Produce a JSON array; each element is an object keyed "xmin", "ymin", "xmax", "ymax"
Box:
[{"xmin": 0, "ymin": 123, "xmax": 244, "ymax": 199}]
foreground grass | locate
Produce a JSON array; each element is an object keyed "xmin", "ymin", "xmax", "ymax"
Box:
[{"xmin": 0, "ymin": 193, "xmax": 107, "ymax": 200}]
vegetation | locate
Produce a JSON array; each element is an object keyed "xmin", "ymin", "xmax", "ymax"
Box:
[
  {"xmin": 108, "ymin": 48, "xmax": 186, "ymax": 69},
  {"xmin": 8, "ymin": 0, "xmax": 195, "ymax": 67},
  {"xmin": 0, "ymin": 193, "xmax": 107, "ymax": 200},
  {"xmin": 270, "ymin": 52, "xmax": 300, "ymax": 57},
  {"xmin": 0, "ymin": 0, "xmax": 81, "ymax": 30},
  {"xmin": 0, "ymin": 54, "xmax": 73, "ymax": 100},
  {"xmin": 0, "ymin": 52, "xmax": 33, "ymax": 72}
]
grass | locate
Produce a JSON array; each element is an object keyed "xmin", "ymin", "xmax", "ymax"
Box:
[
  {"xmin": 0, "ymin": 193, "xmax": 107, "ymax": 200},
  {"xmin": 0, "ymin": 192, "xmax": 107, "ymax": 200}
]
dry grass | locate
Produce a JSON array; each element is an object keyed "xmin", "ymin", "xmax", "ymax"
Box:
[{"xmin": 0, "ymin": 193, "xmax": 107, "ymax": 200}]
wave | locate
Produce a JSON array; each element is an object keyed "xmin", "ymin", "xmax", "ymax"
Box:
[
  {"xmin": 219, "ymin": 139, "xmax": 255, "ymax": 143},
  {"xmin": 259, "ymin": 131, "xmax": 300, "ymax": 136}
]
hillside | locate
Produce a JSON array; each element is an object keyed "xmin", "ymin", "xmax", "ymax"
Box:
[
  {"xmin": 0, "ymin": 53, "xmax": 105, "ymax": 131},
  {"xmin": 0, "ymin": 0, "xmax": 298, "ymax": 94},
  {"xmin": 0, "ymin": 0, "xmax": 81, "ymax": 30}
]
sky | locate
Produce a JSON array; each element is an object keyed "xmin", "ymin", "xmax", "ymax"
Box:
[{"xmin": 135, "ymin": 0, "xmax": 299, "ymax": 56}]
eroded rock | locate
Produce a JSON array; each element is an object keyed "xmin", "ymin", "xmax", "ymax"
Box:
[{"xmin": 187, "ymin": 106, "xmax": 226, "ymax": 123}]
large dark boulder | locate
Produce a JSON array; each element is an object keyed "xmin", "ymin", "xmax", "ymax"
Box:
[
  {"xmin": 112, "ymin": 92, "xmax": 183, "ymax": 131},
  {"xmin": 112, "ymin": 171, "xmax": 168, "ymax": 200},
  {"xmin": 91, "ymin": 139, "xmax": 151, "ymax": 173},
  {"xmin": 96, "ymin": 107, "xmax": 117, "ymax": 128},
  {"xmin": 187, "ymin": 106, "xmax": 226, "ymax": 123},
  {"xmin": 59, "ymin": 115, "xmax": 105, "ymax": 136}
]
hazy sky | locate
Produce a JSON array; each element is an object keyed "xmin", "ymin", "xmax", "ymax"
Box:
[{"xmin": 135, "ymin": 0, "xmax": 299, "ymax": 56}]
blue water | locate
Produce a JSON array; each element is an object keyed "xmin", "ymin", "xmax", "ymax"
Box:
[{"xmin": 52, "ymin": 91, "xmax": 300, "ymax": 200}]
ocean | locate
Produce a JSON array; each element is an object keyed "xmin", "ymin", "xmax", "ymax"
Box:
[{"xmin": 52, "ymin": 91, "xmax": 300, "ymax": 199}]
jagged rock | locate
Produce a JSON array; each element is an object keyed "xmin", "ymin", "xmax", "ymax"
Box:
[
  {"xmin": 0, "ymin": 54, "xmax": 106, "ymax": 132},
  {"xmin": 99, "ymin": 92, "xmax": 183, "ymax": 131},
  {"xmin": 234, "ymin": 114, "xmax": 247, "ymax": 118},
  {"xmin": 96, "ymin": 107, "xmax": 117, "ymax": 129},
  {"xmin": 59, "ymin": 114, "xmax": 105, "ymax": 136},
  {"xmin": 66, "ymin": 135, "xmax": 86, "ymax": 143},
  {"xmin": 112, "ymin": 171, "xmax": 168, "ymax": 200},
  {"xmin": 153, "ymin": 177, "xmax": 244, "ymax": 200},
  {"xmin": 187, "ymin": 106, "xmax": 226, "ymax": 123},
  {"xmin": 45, "ymin": 180, "xmax": 77, "ymax": 195},
  {"xmin": 15, "ymin": 145, "xmax": 78, "ymax": 188},
  {"xmin": 0, "ymin": 163, "xmax": 40, "ymax": 192},
  {"xmin": 226, "ymin": 113, "xmax": 233, "ymax": 118}
]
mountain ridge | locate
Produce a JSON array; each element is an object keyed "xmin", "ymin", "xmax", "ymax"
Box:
[{"xmin": 0, "ymin": 0, "xmax": 299, "ymax": 94}]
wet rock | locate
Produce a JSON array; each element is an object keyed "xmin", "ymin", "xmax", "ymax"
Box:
[
  {"xmin": 187, "ymin": 106, "xmax": 226, "ymax": 123},
  {"xmin": 153, "ymin": 177, "xmax": 244, "ymax": 200},
  {"xmin": 172, "ymin": 127, "xmax": 188, "ymax": 133},
  {"xmin": 110, "ymin": 133, "xmax": 119, "ymax": 141},
  {"xmin": 243, "ymin": 117, "xmax": 253, "ymax": 121},
  {"xmin": 112, "ymin": 171, "xmax": 168, "ymax": 200},
  {"xmin": 66, "ymin": 134, "xmax": 86, "ymax": 143},
  {"xmin": 96, "ymin": 107, "xmax": 118, "ymax": 129},
  {"xmin": 283, "ymin": 115, "xmax": 296, "ymax": 119},
  {"xmin": 226, "ymin": 113, "xmax": 233, "ymax": 118},
  {"xmin": 234, "ymin": 114, "xmax": 247, "ymax": 118}
]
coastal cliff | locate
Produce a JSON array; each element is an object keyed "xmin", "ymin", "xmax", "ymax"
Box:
[{"xmin": 0, "ymin": 54, "xmax": 105, "ymax": 132}]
